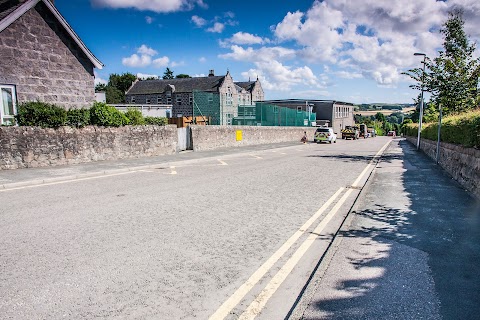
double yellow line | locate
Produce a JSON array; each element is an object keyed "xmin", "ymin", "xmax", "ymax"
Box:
[{"xmin": 210, "ymin": 140, "xmax": 391, "ymax": 320}]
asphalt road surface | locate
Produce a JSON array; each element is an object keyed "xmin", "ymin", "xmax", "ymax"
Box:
[{"xmin": 0, "ymin": 137, "xmax": 391, "ymax": 319}]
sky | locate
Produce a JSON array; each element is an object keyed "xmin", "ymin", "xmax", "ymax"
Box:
[{"xmin": 55, "ymin": 0, "xmax": 480, "ymax": 104}]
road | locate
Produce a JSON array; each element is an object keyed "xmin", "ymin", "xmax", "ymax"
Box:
[{"xmin": 0, "ymin": 137, "xmax": 391, "ymax": 319}]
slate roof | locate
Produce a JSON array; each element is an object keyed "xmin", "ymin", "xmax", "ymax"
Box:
[
  {"xmin": 0, "ymin": 0, "xmax": 24, "ymax": 21},
  {"xmin": 0, "ymin": 0, "xmax": 103, "ymax": 69},
  {"xmin": 235, "ymin": 81, "xmax": 255, "ymax": 92},
  {"xmin": 126, "ymin": 76, "xmax": 226, "ymax": 95}
]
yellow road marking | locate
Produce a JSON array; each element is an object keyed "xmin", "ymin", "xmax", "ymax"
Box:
[
  {"xmin": 238, "ymin": 189, "xmax": 354, "ymax": 320},
  {"xmin": 208, "ymin": 187, "xmax": 344, "ymax": 320}
]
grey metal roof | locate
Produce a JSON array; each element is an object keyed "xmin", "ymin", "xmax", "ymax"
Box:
[
  {"xmin": 126, "ymin": 76, "xmax": 226, "ymax": 95},
  {"xmin": 235, "ymin": 81, "xmax": 255, "ymax": 92},
  {"xmin": 0, "ymin": 0, "xmax": 24, "ymax": 22}
]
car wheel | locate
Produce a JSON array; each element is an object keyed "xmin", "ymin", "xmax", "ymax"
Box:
[{"xmin": 334, "ymin": 139, "xmax": 336, "ymax": 143}]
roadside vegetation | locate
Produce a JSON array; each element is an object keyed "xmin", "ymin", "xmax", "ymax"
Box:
[
  {"xmin": 14, "ymin": 101, "xmax": 167, "ymax": 128},
  {"xmin": 401, "ymin": 9, "xmax": 480, "ymax": 147}
]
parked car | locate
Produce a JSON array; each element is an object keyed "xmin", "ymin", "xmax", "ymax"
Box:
[
  {"xmin": 314, "ymin": 127, "xmax": 337, "ymax": 144},
  {"xmin": 387, "ymin": 130, "xmax": 396, "ymax": 137}
]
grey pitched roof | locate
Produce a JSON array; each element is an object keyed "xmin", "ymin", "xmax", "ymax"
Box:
[
  {"xmin": 127, "ymin": 76, "xmax": 226, "ymax": 95},
  {"xmin": 0, "ymin": 0, "xmax": 24, "ymax": 21},
  {"xmin": 0, "ymin": 0, "xmax": 103, "ymax": 69},
  {"xmin": 235, "ymin": 81, "xmax": 255, "ymax": 92}
]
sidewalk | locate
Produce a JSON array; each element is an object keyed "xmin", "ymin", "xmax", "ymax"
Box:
[
  {"xmin": 0, "ymin": 142, "xmax": 299, "ymax": 189},
  {"xmin": 291, "ymin": 138, "xmax": 480, "ymax": 320}
]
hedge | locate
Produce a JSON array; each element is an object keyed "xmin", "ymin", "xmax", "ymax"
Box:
[
  {"xmin": 13, "ymin": 101, "xmax": 168, "ymax": 129},
  {"xmin": 403, "ymin": 109, "xmax": 480, "ymax": 148}
]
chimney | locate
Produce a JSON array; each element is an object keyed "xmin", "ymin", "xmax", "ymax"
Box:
[{"xmin": 208, "ymin": 69, "xmax": 214, "ymax": 77}]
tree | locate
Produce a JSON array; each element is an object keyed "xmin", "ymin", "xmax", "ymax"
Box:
[
  {"xmin": 176, "ymin": 74, "xmax": 191, "ymax": 78},
  {"xmin": 375, "ymin": 112, "xmax": 386, "ymax": 122},
  {"xmin": 163, "ymin": 67, "xmax": 174, "ymax": 79},
  {"xmin": 404, "ymin": 10, "xmax": 480, "ymax": 116},
  {"xmin": 103, "ymin": 73, "xmax": 137, "ymax": 103},
  {"xmin": 95, "ymin": 83, "xmax": 107, "ymax": 92}
]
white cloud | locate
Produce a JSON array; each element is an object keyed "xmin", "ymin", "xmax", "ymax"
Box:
[
  {"xmin": 137, "ymin": 44, "xmax": 157, "ymax": 56},
  {"xmin": 137, "ymin": 73, "xmax": 159, "ymax": 79},
  {"xmin": 122, "ymin": 44, "xmax": 171, "ymax": 68},
  {"xmin": 152, "ymin": 56, "xmax": 170, "ymax": 68},
  {"xmin": 191, "ymin": 15, "xmax": 207, "ymax": 27},
  {"xmin": 335, "ymin": 71, "xmax": 363, "ymax": 79},
  {"xmin": 228, "ymin": 32, "xmax": 268, "ymax": 45},
  {"xmin": 145, "ymin": 16, "xmax": 153, "ymax": 24},
  {"xmin": 122, "ymin": 53, "xmax": 152, "ymax": 67},
  {"xmin": 94, "ymin": 71, "xmax": 107, "ymax": 85},
  {"xmin": 91, "ymin": 0, "xmax": 206, "ymax": 13},
  {"xmin": 207, "ymin": 22, "xmax": 225, "ymax": 33},
  {"xmin": 199, "ymin": 57, "xmax": 206, "ymax": 63}
]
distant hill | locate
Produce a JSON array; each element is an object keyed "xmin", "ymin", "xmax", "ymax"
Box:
[{"xmin": 356, "ymin": 103, "xmax": 414, "ymax": 111}]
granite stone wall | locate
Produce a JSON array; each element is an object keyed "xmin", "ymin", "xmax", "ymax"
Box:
[
  {"xmin": 406, "ymin": 136, "xmax": 480, "ymax": 199},
  {"xmin": 191, "ymin": 125, "xmax": 317, "ymax": 151},
  {"xmin": 0, "ymin": 125, "xmax": 177, "ymax": 169},
  {"xmin": 0, "ymin": 2, "xmax": 95, "ymax": 108}
]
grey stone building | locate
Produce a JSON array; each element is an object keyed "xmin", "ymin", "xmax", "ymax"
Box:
[
  {"xmin": 262, "ymin": 99, "xmax": 355, "ymax": 134},
  {"xmin": 0, "ymin": 0, "xmax": 103, "ymax": 124},
  {"xmin": 125, "ymin": 70, "xmax": 264, "ymax": 124}
]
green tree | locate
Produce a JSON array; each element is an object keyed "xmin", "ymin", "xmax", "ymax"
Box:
[
  {"xmin": 163, "ymin": 67, "xmax": 174, "ymax": 79},
  {"xmin": 176, "ymin": 74, "xmax": 191, "ymax": 78},
  {"xmin": 404, "ymin": 10, "xmax": 480, "ymax": 116},
  {"xmin": 103, "ymin": 73, "xmax": 137, "ymax": 103},
  {"xmin": 375, "ymin": 112, "xmax": 386, "ymax": 122}
]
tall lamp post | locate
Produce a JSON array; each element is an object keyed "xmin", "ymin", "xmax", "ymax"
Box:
[{"xmin": 414, "ymin": 52, "xmax": 426, "ymax": 150}]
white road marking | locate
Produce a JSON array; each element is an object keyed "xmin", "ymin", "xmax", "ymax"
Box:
[
  {"xmin": 238, "ymin": 189, "xmax": 354, "ymax": 320},
  {"xmin": 170, "ymin": 166, "xmax": 177, "ymax": 175},
  {"xmin": 208, "ymin": 187, "xmax": 345, "ymax": 320},
  {"xmin": 351, "ymin": 140, "xmax": 391, "ymax": 187},
  {"xmin": 217, "ymin": 159, "xmax": 228, "ymax": 166},
  {"xmin": 250, "ymin": 155, "xmax": 263, "ymax": 159},
  {"xmin": 0, "ymin": 171, "xmax": 135, "ymax": 192}
]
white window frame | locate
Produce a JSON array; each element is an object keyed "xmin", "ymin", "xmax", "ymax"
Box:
[
  {"xmin": 146, "ymin": 98, "xmax": 151, "ymax": 104},
  {"xmin": 131, "ymin": 96, "xmax": 136, "ymax": 103},
  {"xmin": 0, "ymin": 85, "xmax": 17, "ymax": 125}
]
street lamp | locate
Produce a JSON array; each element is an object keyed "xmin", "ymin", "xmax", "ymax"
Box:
[{"xmin": 414, "ymin": 52, "xmax": 426, "ymax": 150}]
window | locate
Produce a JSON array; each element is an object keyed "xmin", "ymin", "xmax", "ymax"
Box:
[
  {"xmin": 189, "ymin": 96, "xmax": 193, "ymax": 105},
  {"xmin": 273, "ymin": 106, "xmax": 279, "ymax": 113},
  {"xmin": 0, "ymin": 85, "xmax": 16, "ymax": 125},
  {"xmin": 297, "ymin": 106, "xmax": 302, "ymax": 113},
  {"xmin": 131, "ymin": 96, "xmax": 136, "ymax": 103},
  {"xmin": 157, "ymin": 97, "xmax": 162, "ymax": 104},
  {"xmin": 176, "ymin": 96, "xmax": 182, "ymax": 105},
  {"xmin": 166, "ymin": 92, "xmax": 172, "ymax": 104},
  {"xmin": 146, "ymin": 98, "xmax": 151, "ymax": 104}
]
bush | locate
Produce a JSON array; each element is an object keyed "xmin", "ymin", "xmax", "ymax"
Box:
[
  {"xmin": 145, "ymin": 116, "xmax": 168, "ymax": 126},
  {"xmin": 404, "ymin": 109, "xmax": 480, "ymax": 148},
  {"xmin": 67, "ymin": 108, "xmax": 90, "ymax": 128},
  {"xmin": 124, "ymin": 108, "xmax": 145, "ymax": 125},
  {"xmin": 90, "ymin": 102, "xmax": 129, "ymax": 127},
  {"xmin": 15, "ymin": 101, "xmax": 67, "ymax": 128}
]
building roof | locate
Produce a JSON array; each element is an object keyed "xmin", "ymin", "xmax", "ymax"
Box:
[
  {"xmin": 126, "ymin": 76, "xmax": 226, "ymax": 95},
  {"xmin": 261, "ymin": 99, "xmax": 355, "ymax": 106},
  {"xmin": 235, "ymin": 81, "xmax": 255, "ymax": 92},
  {"xmin": 0, "ymin": 0, "xmax": 103, "ymax": 69}
]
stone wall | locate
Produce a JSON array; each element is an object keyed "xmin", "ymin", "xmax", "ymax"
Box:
[
  {"xmin": 406, "ymin": 136, "xmax": 480, "ymax": 199},
  {"xmin": 0, "ymin": 2, "xmax": 95, "ymax": 108},
  {"xmin": 0, "ymin": 125, "xmax": 177, "ymax": 169},
  {"xmin": 191, "ymin": 126, "xmax": 318, "ymax": 151}
]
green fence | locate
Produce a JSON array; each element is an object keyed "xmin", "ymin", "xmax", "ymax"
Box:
[
  {"xmin": 193, "ymin": 92, "xmax": 315, "ymax": 126},
  {"xmin": 192, "ymin": 90, "xmax": 221, "ymax": 125},
  {"xmin": 252, "ymin": 102, "xmax": 315, "ymax": 127}
]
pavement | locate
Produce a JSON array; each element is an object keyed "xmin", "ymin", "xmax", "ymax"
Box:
[
  {"xmin": 1, "ymin": 138, "xmax": 479, "ymax": 319},
  {"xmin": 0, "ymin": 142, "xmax": 300, "ymax": 189},
  {"xmin": 289, "ymin": 138, "xmax": 480, "ymax": 320}
]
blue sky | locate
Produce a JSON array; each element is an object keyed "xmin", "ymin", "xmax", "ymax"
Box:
[{"xmin": 56, "ymin": 0, "xmax": 480, "ymax": 104}]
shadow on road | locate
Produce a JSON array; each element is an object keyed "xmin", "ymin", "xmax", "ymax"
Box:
[{"xmin": 299, "ymin": 139, "xmax": 480, "ymax": 320}]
